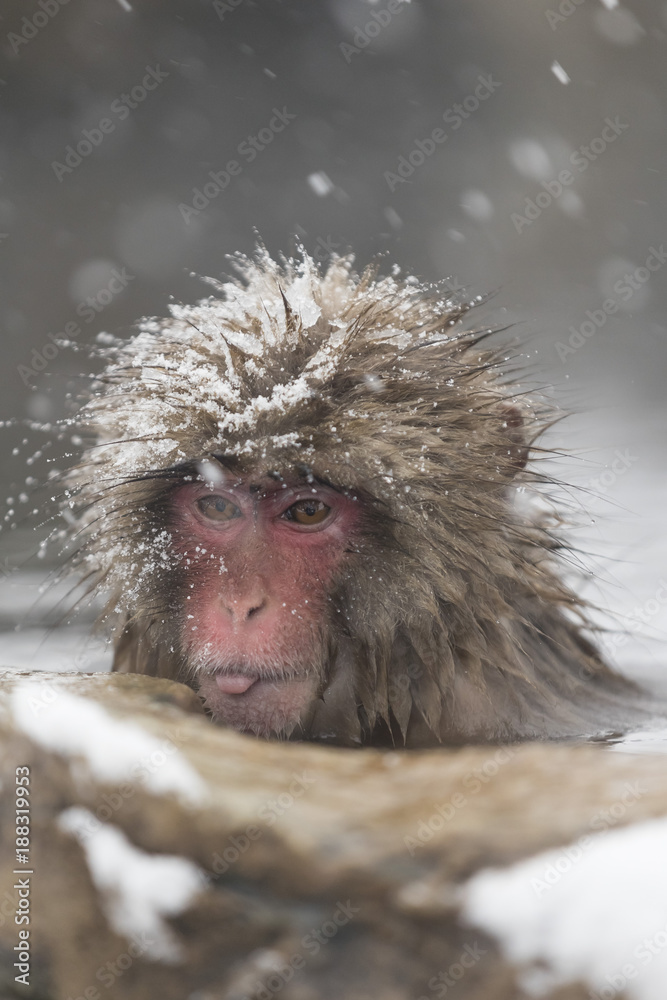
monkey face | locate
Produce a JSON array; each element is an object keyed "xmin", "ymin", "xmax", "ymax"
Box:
[{"xmin": 168, "ymin": 474, "xmax": 361, "ymax": 737}]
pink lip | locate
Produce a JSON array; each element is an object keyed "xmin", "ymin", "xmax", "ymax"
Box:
[{"xmin": 215, "ymin": 674, "xmax": 258, "ymax": 695}]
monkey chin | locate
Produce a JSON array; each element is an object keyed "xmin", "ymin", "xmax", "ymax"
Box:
[{"xmin": 196, "ymin": 671, "xmax": 319, "ymax": 739}]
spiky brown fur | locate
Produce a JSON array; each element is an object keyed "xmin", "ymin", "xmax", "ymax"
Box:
[{"xmin": 63, "ymin": 249, "xmax": 651, "ymax": 746}]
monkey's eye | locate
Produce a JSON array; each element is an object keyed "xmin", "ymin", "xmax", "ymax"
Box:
[
  {"xmin": 196, "ymin": 495, "xmax": 242, "ymax": 522},
  {"xmin": 283, "ymin": 499, "xmax": 331, "ymax": 526}
]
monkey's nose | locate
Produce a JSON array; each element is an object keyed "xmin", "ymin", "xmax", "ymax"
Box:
[{"xmin": 223, "ymin": 595, "xmax": 267, "ymax": 624}]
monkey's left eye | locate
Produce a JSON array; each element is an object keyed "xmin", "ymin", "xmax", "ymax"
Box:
[
  {"xmin": 196, "ymin": 495, "xmax": 242, "ymax": 522},
  {"xmin": 283, "ymin": 499, "xmax": 331, "ymax": 526}
]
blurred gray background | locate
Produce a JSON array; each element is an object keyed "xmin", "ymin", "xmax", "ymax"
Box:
[{"xmin": 1, "ymin": 0, "xmax": 667, "ymax": 682}]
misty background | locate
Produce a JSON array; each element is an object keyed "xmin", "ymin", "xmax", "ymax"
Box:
[{"xmin": 1, "ymin": 0, "xmax": 666, "ymax": 686}]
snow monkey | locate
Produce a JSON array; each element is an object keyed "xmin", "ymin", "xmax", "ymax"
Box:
[{"xmin": 62, "ymin": 249, "xmax": 650, "ymax": 747}]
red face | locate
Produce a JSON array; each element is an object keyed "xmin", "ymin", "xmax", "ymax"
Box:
[{"xmin": 169, "ymin": 472, "xmax": 360, "ymax": 737}]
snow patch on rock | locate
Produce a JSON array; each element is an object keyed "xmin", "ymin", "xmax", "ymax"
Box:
[
  {"xmin": 461, "ymin": 816, "xmax": 667, "ymax": 999},
  {"xmin": 58, "ymin": 807, "xmax": 204, "ymax": 961},
  {"xmin": 10, "ymin": 685, "xmax": 205, "ymax": 805}
]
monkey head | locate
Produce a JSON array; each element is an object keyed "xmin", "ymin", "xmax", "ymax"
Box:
[{"xmin": 63, "ymin": 248, "xmax": 634, "ymax": 747}]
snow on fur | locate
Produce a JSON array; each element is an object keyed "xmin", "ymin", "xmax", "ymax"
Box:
[{"xmin": 76, "ymin": 250, "xmax": 476, "ymax": 475}]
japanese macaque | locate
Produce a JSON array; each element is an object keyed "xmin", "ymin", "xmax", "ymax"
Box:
[{"xmin": 63, "ymin": 249, "xmax": 650, "ymax": 747}]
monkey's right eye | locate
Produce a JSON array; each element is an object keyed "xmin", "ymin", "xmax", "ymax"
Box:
[{"xmin": 195, "ymin": 496, "xmax": 242, "ymax": 522}]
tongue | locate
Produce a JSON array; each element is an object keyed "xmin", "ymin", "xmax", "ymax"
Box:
[{"xmin": 215, "ymin": 674, "xmax": 257, "ymax": 695}]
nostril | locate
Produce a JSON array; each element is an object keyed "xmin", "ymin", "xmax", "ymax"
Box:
[{"xmin": 223, "ymin": 594, "xmax": 267, "ymax": 623}]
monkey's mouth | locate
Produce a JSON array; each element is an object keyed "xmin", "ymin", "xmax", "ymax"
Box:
[
  {"xmin": 198, "ymin": 669, "xmax": 318, "ymax": 737},
  {"xmin": 212, "ymin": 671, "xmax": 303, "ymax": 696},
  {"xmin": 214, "ymin": 673, "xmax": 261, "ymax": 695}
]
